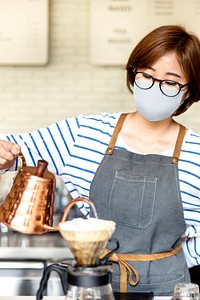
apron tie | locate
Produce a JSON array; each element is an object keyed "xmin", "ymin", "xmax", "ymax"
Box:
[
  {"xmin": 105, "ymin": 251, "xmax": 140, "ymax": 292},
  {"xmin": 100, "ymin": 244, "xmax": 182, "ymax": 293}
]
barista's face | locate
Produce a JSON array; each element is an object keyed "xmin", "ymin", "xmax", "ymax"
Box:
[{"xmin": 133, "ymin": 52, "xmax": 189, "ymax": 122}]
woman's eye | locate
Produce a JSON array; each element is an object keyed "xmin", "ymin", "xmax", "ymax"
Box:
[
  {"xmin": 162, "ymin": 80, "xmax": 180, "ymax": 91},
  {"xmin": 142, "ymin": 73, "xmax": 152, "ymax": 79},
  {"xmin": 164, "ymin": 80, "xmax": 177, "ymax": 86}
]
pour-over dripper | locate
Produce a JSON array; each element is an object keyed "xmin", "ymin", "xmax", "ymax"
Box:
[{"xmin": 59, "ymin": 218, "xmax": 116, "ymax": 266}]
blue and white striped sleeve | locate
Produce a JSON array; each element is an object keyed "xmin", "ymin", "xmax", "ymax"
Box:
[
  {"xmin": 179, "ymin": 130, "xmax": 200, "ymax": 267},
  {"xmin": 0, "ymin": 115, "xmax": 81, "ymax": 175}
]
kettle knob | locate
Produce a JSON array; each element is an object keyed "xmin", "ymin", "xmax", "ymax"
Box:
[{"xmin": 35, "ymin": 160, "xmax": 48, "ymax": 177}]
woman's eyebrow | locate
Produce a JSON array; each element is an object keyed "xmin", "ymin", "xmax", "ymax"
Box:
[
  {"xmin": 166, "ymin": 72, "xmax": 181, "ymax": 78},
  {"xmin": 147, "ymin": 67, "xmax": 181, "ymax": 79}
]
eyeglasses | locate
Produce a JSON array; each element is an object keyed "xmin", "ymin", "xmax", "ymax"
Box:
[{"xmin": 133, "ymin": 71, "xmax": 189, "ymax": 97}]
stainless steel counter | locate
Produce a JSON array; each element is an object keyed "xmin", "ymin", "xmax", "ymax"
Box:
[
  {"xmin": 0, "ymin": 231, "xmax": 73, "ymax": 261},
  {"xmin": 0, "ymin": 296, "xmax": 170, "ymax": 300},
  {"xmin": 0, "ymin": 231, "xmax": 73, "ymax": 296}
]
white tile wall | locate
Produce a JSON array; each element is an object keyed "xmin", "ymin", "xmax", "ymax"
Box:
[{"xmin": 0, "ymin": 0, "xmax": 199, "ymax": 134}]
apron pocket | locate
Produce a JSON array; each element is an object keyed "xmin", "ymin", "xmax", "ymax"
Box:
[{"xmin": 109, "ymin": 172, "xmax": 157, "ymax": 228}]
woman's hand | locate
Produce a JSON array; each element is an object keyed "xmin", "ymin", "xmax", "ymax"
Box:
[{"xmin": 0, "ymin": 140, "xmax": 21, "ymax": 170}]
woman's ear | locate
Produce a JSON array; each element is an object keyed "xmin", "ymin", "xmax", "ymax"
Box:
[
  {"xmin": 174, "ymin": 90, "xmax": 190, "ymax": 116},
  {"xmin": 182, "ymin": 90, "xmax": 190, "ymax": 103}
]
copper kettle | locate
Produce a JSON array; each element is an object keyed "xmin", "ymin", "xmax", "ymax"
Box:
[{"xmin": 0, "ymin": 153, "xmax": 94, "ymax": 234}]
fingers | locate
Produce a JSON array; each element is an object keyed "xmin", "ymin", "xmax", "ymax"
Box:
[
  {"xmin": 11, "ymin": 144, "xmax": 21, "ymax": 156},
  {"xmin": 0, "ymin": 140, "xmax": 21, "ymax": 169}
]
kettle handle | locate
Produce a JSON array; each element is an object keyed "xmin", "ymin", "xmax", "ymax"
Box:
[
  {"xmin": 43, "ymin": 197, "xmax": 96, "ymax": 231},
  {"xmin": 18, "ymin": 153, "xmax": 27, "ymax": 171},
  {"xmin": 36, "ymin": 263, "xmax": 68, "ymax": 300}
]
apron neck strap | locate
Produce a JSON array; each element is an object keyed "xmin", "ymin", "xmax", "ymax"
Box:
[
  {"xmin": 105, "ymin": 113, "xmax": 187, "ymax": 164},
  {"xmin": 171, "ymin": 125, "xmax": 187, "ymax": 164},
  {"xmin": 105, "ymin": 113, "xmax": 127, "ymax": 155}
]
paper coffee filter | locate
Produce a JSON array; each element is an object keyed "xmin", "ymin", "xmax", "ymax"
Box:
[{"xmin": 59, "ymin": 218, "xmax": 116, "ymax": 266}]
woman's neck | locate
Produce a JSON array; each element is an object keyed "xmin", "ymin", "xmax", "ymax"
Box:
[{"xmin": 120, "ymin": 112, "xmax": 180, "ymax": 154}]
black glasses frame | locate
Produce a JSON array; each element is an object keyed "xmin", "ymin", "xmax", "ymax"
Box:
[{"xmin": 133, "ymin": 71, "xmax": 189, "ymax": 97}]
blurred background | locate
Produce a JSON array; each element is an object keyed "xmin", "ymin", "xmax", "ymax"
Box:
[{"xmin": 0, "ymin": 0, "xmax": 199, "ymax": 135}]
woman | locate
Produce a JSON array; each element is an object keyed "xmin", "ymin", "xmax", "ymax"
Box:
[{"xmin": 0, "ymin": 25, "xmax": 200, "ymax": 296}]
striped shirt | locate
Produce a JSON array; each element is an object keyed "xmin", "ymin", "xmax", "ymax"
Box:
[{"xmin": 0, "ymin": 111, "xmax": 200, "ymax": 268}]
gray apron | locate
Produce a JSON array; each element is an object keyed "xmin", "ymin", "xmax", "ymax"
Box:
[{"xmin": 89, "ymin": 113, "xmax": 190, "ymax": 296}]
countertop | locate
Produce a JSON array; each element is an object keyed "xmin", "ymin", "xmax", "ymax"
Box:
[
  {"xmin": 0, "ymin": 297, "xmax": 170, "ymax": 300},
  {"xmin": 0, "ymin": 230, "xmax": 73, "ymax": 261}
]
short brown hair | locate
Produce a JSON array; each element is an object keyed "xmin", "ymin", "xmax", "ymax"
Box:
[{"xmin": 126, "ymin": 25, "xmax": 200, "ymax": 116}]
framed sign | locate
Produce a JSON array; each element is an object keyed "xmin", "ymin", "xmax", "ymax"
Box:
[
  {"xmin": 0, "ymin": 0, "xmax": 49, "ymax": 65},
  {"xmin": 90, "ymin": 0, "xmax": 141, "ymax": 66},
  {"xmin": 90, "ymin": 0, "xmax": 200, "ymax": 66}
]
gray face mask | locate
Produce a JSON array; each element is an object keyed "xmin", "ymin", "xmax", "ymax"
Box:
[{"xmin": 134, "ymin": 81, "xmax": 185, "ymax": 121}]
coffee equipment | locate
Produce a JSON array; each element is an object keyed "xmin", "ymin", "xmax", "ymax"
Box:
[
  {"xmin": 0, "ymin": 154, "xmax": 96, "ymax": 234},
  {"xmin": 36, "ymin": 201, "xmax": 118, "ymax": 300},
  {"xmin": 0, "ymin": 155, "xmax": 118, "ymax": 299},
  {"xmin": 0, "ymin": 153, "xmax": 57, "ymax": 234}
]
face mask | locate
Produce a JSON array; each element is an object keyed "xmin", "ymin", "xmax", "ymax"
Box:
[{"xmin": 133, "ymin": 81, "xmax": 185, "ymax": 121}]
